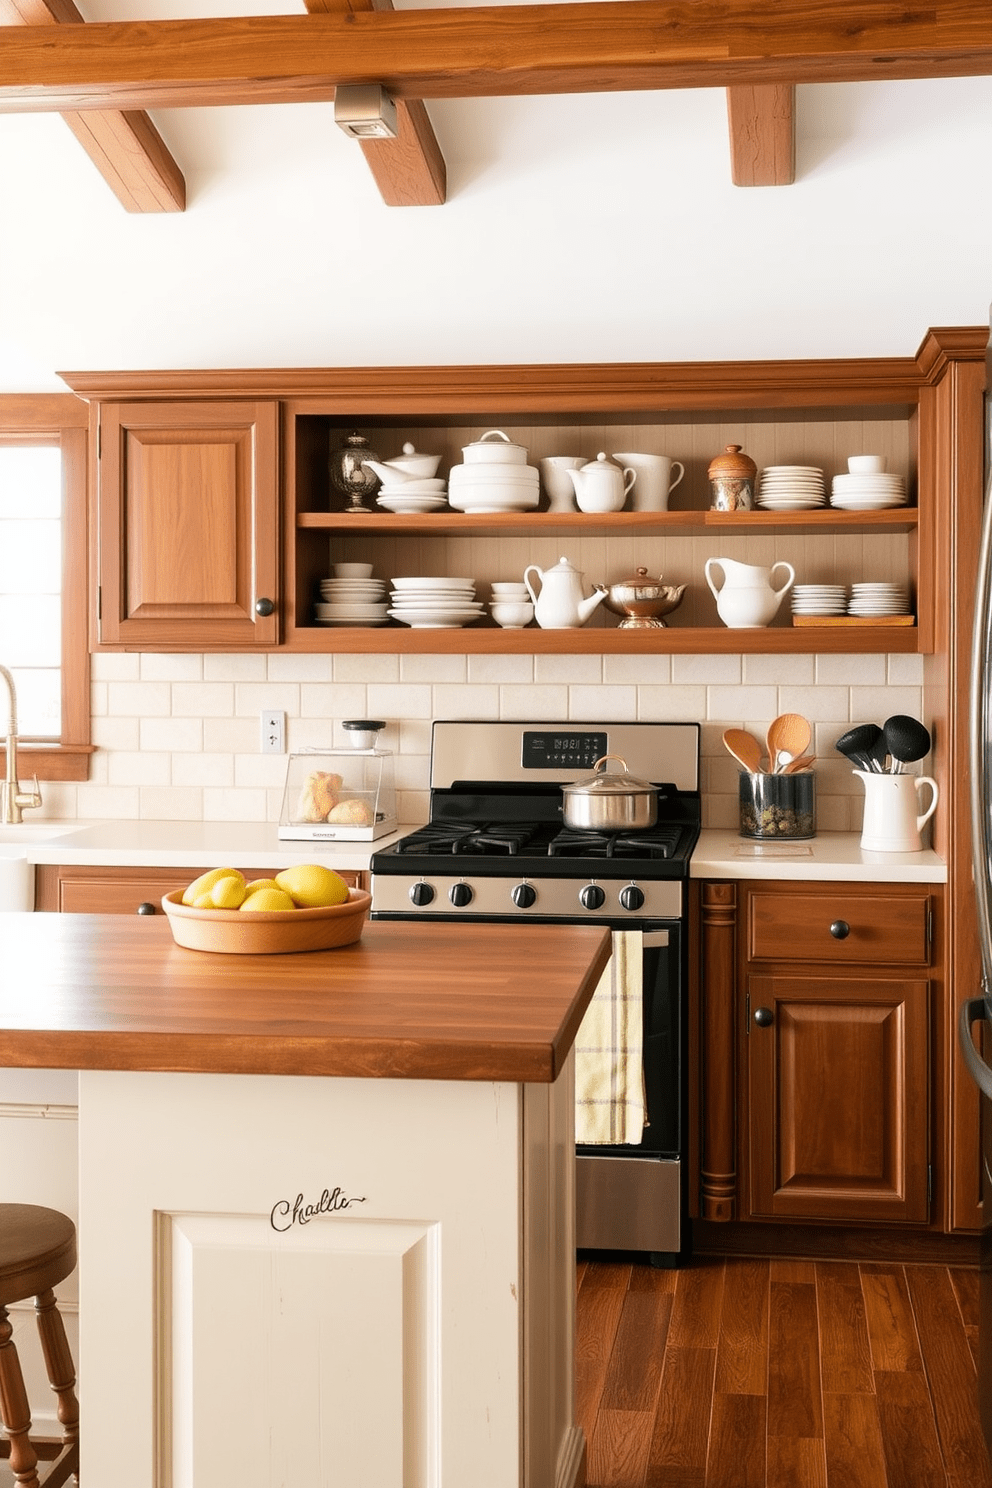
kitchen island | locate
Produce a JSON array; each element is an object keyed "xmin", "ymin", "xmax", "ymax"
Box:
[{"xmin": 1, "ymin": 912, "xmax": 611, "ymax": 1488}]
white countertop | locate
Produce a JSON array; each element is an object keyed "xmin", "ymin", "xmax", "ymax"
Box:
[
  {"xmin": 690, "ymin": 828, "xmax": 946, "ymax": 882},
  {"xmin": 15, "ymin": 820, "xmax": 947, "ymax": 884}
]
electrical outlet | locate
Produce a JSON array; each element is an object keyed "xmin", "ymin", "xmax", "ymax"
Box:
[{"xmin": 261, "ymin": 710, "xmax": 286, "ymax": 755}]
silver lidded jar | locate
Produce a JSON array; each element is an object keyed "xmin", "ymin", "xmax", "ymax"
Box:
[
  {"xmin": 329, "ymin": 431, "xmax": 381, "ymax": 513},
  {"xmin": 708, "ymin": 443, "xmax": 757, "ymax": 512}
]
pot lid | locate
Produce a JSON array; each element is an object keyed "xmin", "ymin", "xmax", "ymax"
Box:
[
  {"xmin": 462, "ymin": 429, "xmax": 526, "ymax": 454},
  {"xmin": 564, "ymin": 754, "xmax": 656, "ymax": 796},
  {"xmin": 610, "ymin": 566, "xmax": 664, "ymax": 589}
]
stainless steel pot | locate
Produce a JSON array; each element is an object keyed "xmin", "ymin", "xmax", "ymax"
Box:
[{"xmin": 561, "ymin": 754, "xmax": 659, "ymax": 832}]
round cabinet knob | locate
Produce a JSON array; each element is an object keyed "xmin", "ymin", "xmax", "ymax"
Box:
[
  {"xmin": 753, "ymin": 1006, "xmax": 774, "ymax": 1027},
  {"xmin": 511, "ymin": 882, "xmax": 537, "ymax": 909},
  {"xmin": 619, "ymin": 884, "xmax": 645, "ymax": 912},
  {"xmin": 254, "ymin": 597, "xmax": 275, "ymax": 617},
  {"xmin": 829, "ymin": 919, "xmax": 851, "ymax": 940},
  {"xmin": 136, "ymin": 901, "xmax": 156, "ymax": 915},
  {"xmin": 409, "ymin": 881, "xmax": 435, "ymax": 907},
  {"xmin": 449, "ymin": 882, "xmax": 474, "ymax": 908},
  {"xmin": 579, "ymin": 883, "xmax": 606, "ymax": 911}
]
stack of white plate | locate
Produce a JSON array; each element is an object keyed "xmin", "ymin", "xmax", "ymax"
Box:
[
  {"xmin": 830, "ymin": 473, "xmax": 907, "ymax": 511},
  {"xmin": 376, "ymin": 478, "xmax": 448, "ymax": 515},
  {"xmin": 756, "ymin": 466, "xmax": 826, "ymax": 510},
  {"xmin": 447, "ymin": 463, "xmax": 540, "ymax": 514},
  {"xmin": 316, "ymin": 574, "xmax": 389, "ymax": 626},
  {"xmin": 848, "ymin": 582, "xmax": 910, "ymax": 617},
  {"xmin": 387, "ymin": 576, "xmax": 485, "ymax": 629},
  {"xmin": 791, "ymin": 584, "xmax": 848, "ymax": 616}
]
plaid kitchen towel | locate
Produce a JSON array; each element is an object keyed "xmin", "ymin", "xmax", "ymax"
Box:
[{"xmin": 574, "ymin": 929, "xmax": 646, "ymax": 1145}]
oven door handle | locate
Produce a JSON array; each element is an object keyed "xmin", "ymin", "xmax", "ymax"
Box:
[{"xmin": 640, "ymin": 930, "xmax": 670, "ymax": 950}]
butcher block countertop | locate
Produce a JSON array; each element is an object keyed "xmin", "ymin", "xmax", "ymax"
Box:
[{"xmin": 0, "ymin": 913, "xmax": 611, "ymax": 1086}]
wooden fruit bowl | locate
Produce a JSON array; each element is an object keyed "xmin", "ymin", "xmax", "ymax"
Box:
[{"xmin": 161, "ymin": 887, "xmax": 372, "ymax": 954}]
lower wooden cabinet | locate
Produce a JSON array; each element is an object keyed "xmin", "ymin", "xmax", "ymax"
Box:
[
  {"xmin": 699, "ymin": 879, "xmax": 941, "ymax": 1230},
  {"xmin": 35, "ymin": 865, "xmax": 364, "ymax": 915}
]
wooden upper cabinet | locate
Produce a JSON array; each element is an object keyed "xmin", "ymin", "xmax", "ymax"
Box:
[{"xmin": 96, "ymin": 400, "xmax": 279, "ymax": 648}]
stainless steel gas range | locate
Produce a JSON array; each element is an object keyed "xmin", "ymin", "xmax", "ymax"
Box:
[{"xmin": 370, "ymin": 720, "xmax": 700, "ymax": 1267}]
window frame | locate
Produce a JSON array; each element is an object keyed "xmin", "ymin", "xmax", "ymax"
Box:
[{"xmin": 0, "ymin": 395, "xmax": 93, "ymax": 782}]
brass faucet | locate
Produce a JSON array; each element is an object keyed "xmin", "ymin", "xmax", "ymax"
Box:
[{"xmin": 0, "ymin": 665, "xmax": 42, "ymax": 825}]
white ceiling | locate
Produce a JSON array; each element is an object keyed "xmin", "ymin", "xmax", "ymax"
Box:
[{"xmin": 1, "ymin": 0, "xmax": 991, "ymax": 390}]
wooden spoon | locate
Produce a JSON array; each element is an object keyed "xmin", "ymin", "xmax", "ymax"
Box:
[
  {"xmin": 783, "ymin": 754, "xmax": 816, "ymax": 773},
  {"xmin": 767, "ymin": 713, "xmax": 812, "ymax": 773},
  {"xmin": 722, "ymin": 728, "xmax": 763, "ymax": 773}
]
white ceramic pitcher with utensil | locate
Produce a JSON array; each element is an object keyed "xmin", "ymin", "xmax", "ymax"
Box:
[
  {"xmin": 705, "ymin": 557, "xmax": 796, "ymax": 629},
  {"xmin": 855, "ymin": 769, "xmax": 938, "ymax": 852}
]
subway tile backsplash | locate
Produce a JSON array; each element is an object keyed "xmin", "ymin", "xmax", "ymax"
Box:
[{"xmin": 38, "ymin": 650, "xmax": 927, "ymax": 832}]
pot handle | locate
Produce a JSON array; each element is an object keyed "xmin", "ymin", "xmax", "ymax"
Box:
[
  {"xmin": 523, "ymin": 565, "xmax": 542, "ymax": 606},
  {"xmin": 770, "ymin": 561, "xmax": 796, "ymax": 599},
  {"xmin": 592, "ymin": 754, "xmax": 631, "ymax": 775},
  {"xmin": 621, "ymin": 467, "xmax": 637, "ymax": 499},
  {"xmin": 669, "ymin": 461, "xmax": 685, "ymax": 492},
  {"xmin": 479, "ymin": 430, "xmax": 512, "ymax": 444},
  {"xmin": 915, "ymin": 775, "xmax": 939, "ymax": 831}
]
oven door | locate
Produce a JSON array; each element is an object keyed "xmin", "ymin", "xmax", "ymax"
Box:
[{"xmin": 575, "ymin": 925, "xmax": 688, "ymax": 1266}]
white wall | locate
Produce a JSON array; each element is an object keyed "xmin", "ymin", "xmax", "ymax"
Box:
[{"xmin": 0, "ymin": 75, "xmax": 991, "ymax": 389}]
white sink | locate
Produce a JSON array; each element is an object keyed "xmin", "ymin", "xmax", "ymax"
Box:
[{"xmin": 0, "ymin": 824, "xmax": 82, "ymax": 911}]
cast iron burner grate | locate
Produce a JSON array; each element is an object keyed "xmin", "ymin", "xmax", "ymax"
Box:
[
  {"xmin": 547, "ymin": 825, "xmax": 683, "ymax": 859},
  {"xmin": 394, "ymin": 821, "xmax": 547, "ymax": 856}
]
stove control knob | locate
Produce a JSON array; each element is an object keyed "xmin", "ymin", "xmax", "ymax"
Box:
[
  {"xmin": 512, "ymin": 882, "xmax": 537, "ymax": 909},
  {"xmin": 619, "ymin": 884, "xmax": 645, "ymax": 912},
  {"xmin": 579, "ymin": 883, "xmax": 606, "ymax": 912},
  {"xmin": 449, "ymin": 882, "xmax": 474, "ymax": 909},
  {"xmin": 409, "ymin": 881, "xmax": 435, "ymax": 907}
]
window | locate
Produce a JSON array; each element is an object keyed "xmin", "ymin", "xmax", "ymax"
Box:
[{"xmin": 0, "ymin": 396, "xmax": 92, "ymax": 781}]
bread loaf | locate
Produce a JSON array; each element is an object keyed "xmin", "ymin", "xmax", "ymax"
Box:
[
  {"xmin": 327, "ymin": 797, "xmax": 374, "ymax": 826},
  {"xmin": 294, "ymin": 771, "xmax": 343, "ymax": 823}
]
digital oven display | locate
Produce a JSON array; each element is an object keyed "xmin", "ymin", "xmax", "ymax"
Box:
[{"xmin": 521, "ymin": 730, "xmax": 608, "ymax": 770}]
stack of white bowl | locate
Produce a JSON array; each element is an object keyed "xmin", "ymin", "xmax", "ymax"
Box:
[
  {"xmin": 756, "ymin": 465, "xmax": 827, "ymax": 510},
  {"xmin": 489, "ymin": 581, "xmax": 534, "ymax": 629},
  {"xmin": 848, "ymin": 582, "xmax": 910, "ymax": 618},
  {"xmin": 791, "ymin": 583, "xmax": 848, "ymax": 617},
  {"xmin": 447, "ymin": 429, "xmax": 540, "ymax": 514},
  {"xmin": 830, "ymin": 454, "xmax": 907, "ymax": 511},
  {"xmin": 315, "ymin": 564, "xmax": 388, "ymax": 625},
  {"xmin": 388, "ymin": 577, "xmax": 485, "ymax": 629},
  {"xmin": 376, "ymin": 478, "xmax": 448, "ymax": 515}
]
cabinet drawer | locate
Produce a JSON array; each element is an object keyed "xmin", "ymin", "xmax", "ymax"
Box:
[
  {"xmin": 747, "ymin": 890, "xmax": 932, "ymax": 966},
  {"xmin": 37, "ymin": 866, "xmax": 362, "ymax": 915}
]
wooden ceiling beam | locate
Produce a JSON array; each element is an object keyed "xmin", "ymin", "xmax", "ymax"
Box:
[
  {"xmin": 726, "ymin": 84, "xmax": 795, "ymax": 187},
  {"xmin": 0, "ymin": 0, "xmax": 185, "ymax": 210},
  {"xmin": 307, "ymin": 0, "xmax": 445, "ymax": 207},
  {"xmin": 0, "ymin": 1, "xmax": 991, "ymax": 112}
]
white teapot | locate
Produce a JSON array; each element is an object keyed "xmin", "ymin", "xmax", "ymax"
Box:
[
  {"xmin": 523, "ymin": 557, "xmax": 608, "ymax": 629},
  {"xmin": 705, "ymin": 556, "xmax": 795, "ymax": 629},
  {"xmin": 567, "ymin": 453, "xmax": 636, "ymax": 513}
]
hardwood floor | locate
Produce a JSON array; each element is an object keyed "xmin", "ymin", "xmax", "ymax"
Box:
[{"xmin": 576, "ymin": 1254, "xmax": 992, "ymax": 1488}]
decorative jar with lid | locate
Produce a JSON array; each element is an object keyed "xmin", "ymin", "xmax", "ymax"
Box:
[{"xmin": 707, "ymin": 444, "xmax": 757, "ymax": 512}]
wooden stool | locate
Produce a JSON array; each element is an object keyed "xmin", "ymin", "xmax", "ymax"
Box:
[{"xmin": 0, "ymin": 1206, "xmax": 79, "ymax": 1488}]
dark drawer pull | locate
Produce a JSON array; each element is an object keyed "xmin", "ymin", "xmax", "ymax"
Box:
[
  {"xmin": 136, "ymin": 901, "xmax": 156, "ymax": 915},
  {"xmin": 829, "ymin": 919, "xmax": 851, "ymax": 939},
  {"xmin": 753, "ymin": 1007, "xmax": 774, "ymax": 1027}
]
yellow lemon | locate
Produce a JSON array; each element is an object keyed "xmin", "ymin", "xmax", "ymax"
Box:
[
  {"xmin": 191, "ymin": 892, "xmax": 217, "ymax": 909},
  {"xmin": 209, "ymin": 875, "xmax": 247, "ymax": 909},
  {"xmin": 242, "ymin": 878, "xmax": 282, "ymax": 898},
  {"xmin": 275, "ymin": 864, "xmax": 350, "ymax": 909},
  {"xmin": 240, "ymin": 887, "xmax": 296, "ymax": 913},
  {"xmin": 181, "ymin": 867, "xmax": 244, "ymax": 907}
]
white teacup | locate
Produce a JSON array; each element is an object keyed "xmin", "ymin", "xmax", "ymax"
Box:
[
  {"xmin": 539, "ymin": 456, "xmax": 585, "ymax": 512},
  {"xmin": 613, "ymin": 452, "xmax": 685, "ymax": 512},
  {"xmin": 491, "ymin": 581, "xmax": 530, "ymax": 596},
  {"xmin": 848, "ymin": 454, "xmax": 886, "ymax": 475},
  {"xmin": 491, "ymin": 600, "xmax": 534, "ymax": 629}
]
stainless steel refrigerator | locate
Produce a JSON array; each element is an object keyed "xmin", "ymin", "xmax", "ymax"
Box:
[{"xmin": 960, "ymin": 307, "xmax": 992, "ymax": 1453}]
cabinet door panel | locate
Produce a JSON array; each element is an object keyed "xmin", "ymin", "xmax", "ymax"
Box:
[
  {"xmin": 98, "ymin": 400, "xmax": 278, "ymax": 648},
  {"xmin": 37, "ymin": 866, "xmax": 361, "ymax": 914},
  {"xmin": 747, "ymin": 973, "xmax": 930, "ymax": 1224}
]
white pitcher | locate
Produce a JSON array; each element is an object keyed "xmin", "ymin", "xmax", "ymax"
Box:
[
  {"xmin": 613, "ymin": 452, "xmax": 685, "ymax": 512},
  {"xmin": 704, "ymin": 557, "xmax": 796, "ymax": 629},
  {"xmin": 855, "ymin": 769, "xmax": 939, "ymax": 853}
]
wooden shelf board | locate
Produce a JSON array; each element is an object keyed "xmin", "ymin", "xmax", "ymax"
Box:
[
  {"xmin": 297, "ymin": 508, "xmax": 919, "ymax": 537},
  {"xmin": 285, "ymin": 623, "xmax": 920, "ymax": 654}
]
